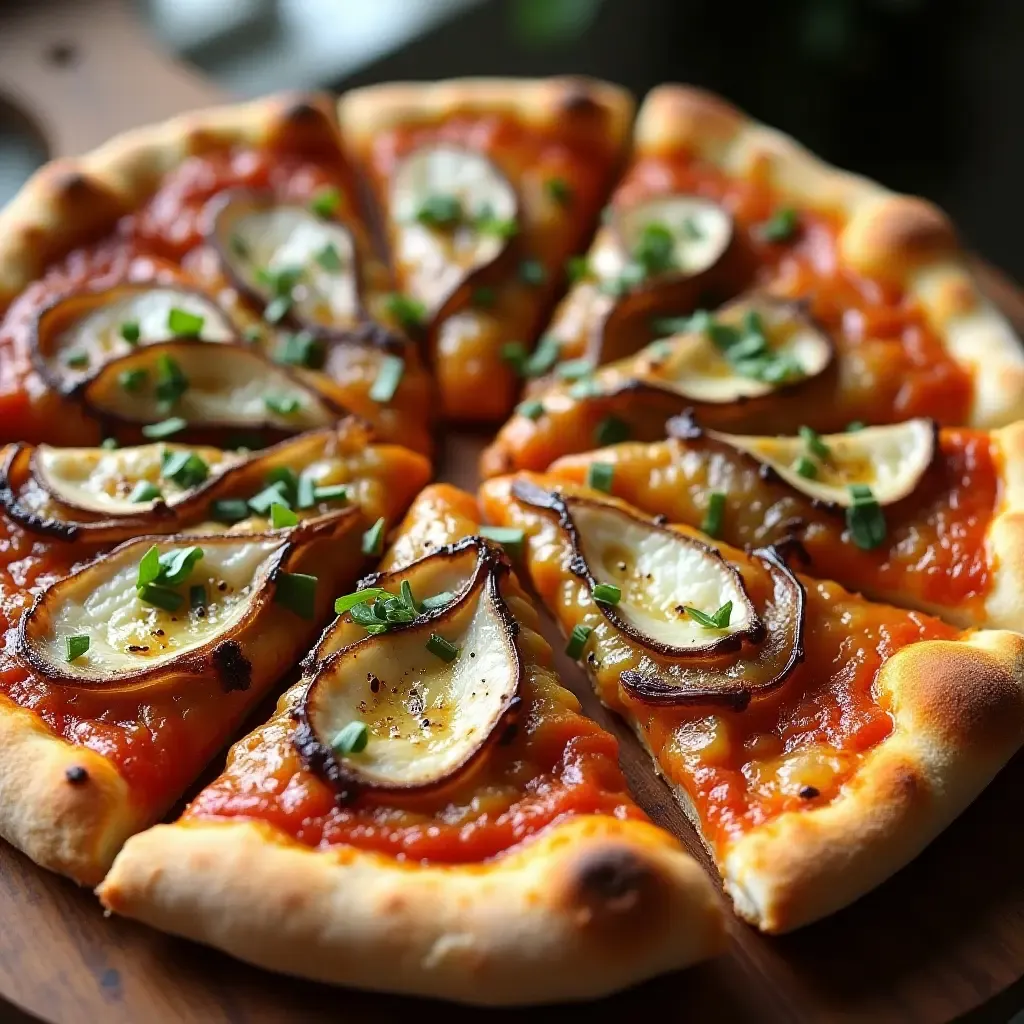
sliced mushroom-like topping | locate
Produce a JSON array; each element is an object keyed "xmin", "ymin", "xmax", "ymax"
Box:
[
  {"xmin": 391, "ymin": 144, "xmax": 518, "ymax": 317},
  {"xmin": 512, "ymin": 482, "xmax": 761, "ymax": 658},
  {"xmin": 33, "ymin": 284, "xmax": 236, "ymax": 393},
  {"xmin": 81, "ymin": 341, "xmax": 342, "ymax": 435},
  {"xmin": 620, "ymin": 547, "xmax": 806, "ymax": 710},
  {"xmin": 209, "ymin": 192, "xmax": 361, "ymax": 332},
  {"xmin": 18, "ymin": 531, "xmax": 291, "ymax": 691},
  {"xmin": 295, "ymin": 537, "xmax": 520, "ymax": 796},
  {"xmin": 696, "ymin": 419, "xmax": 937, "ymax": 508},
  {"xmin": 622, "ymin": 298, "xmax": 833, "ymax": 404}
]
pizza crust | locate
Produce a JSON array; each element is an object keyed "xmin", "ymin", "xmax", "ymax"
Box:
[
  {"xmin": 634, "ymin": 85, "xmax": 1024, "ymax": 428},
  {"xmin": 98, "ymin": 814, "xmax": 725, "ymax": 1005}
]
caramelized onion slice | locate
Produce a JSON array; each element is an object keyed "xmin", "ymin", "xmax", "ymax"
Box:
[
  {"xmin": 620, "ymin": 547, "xmax": 806, "ymax": 709},
  {"xmin": 33, "ymin": 284, "xmax": 236, "ymax": 393},
  {"xmin": 209, "ymin": 191, "xmax": 361, "ymax": 331},
  {"xmin": 296, "ymin": 537, "xmax": 521, "ymax": 795},
  {"xmin": 701, "ymin": 418, "xmax": 937, "ymax": 508},
  {"xmin": 390, "ymin": 144, "xmax": 518, "ymax": 316},
  {"xmin": 81, "ymin": 340, "xmax": 342, "ymax": 434},
  {"xmin": 511, "ymin": 481, "xmax": 761, "ymax": 658},
  {"xmin": 17, "ymin": 530, "xmax": 293, "ymax": 690},
  {"xmin": 626, "ymin": 297, "xmax": 833, "ymax": 404}
]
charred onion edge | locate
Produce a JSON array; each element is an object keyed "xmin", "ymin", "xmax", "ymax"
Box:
[
  {"xmin": 73, "ymin": 338, "xmax": 349, "ymax": 433},
  {"xmin": 30, "ymin": 281, "xmax": 240, "ymax": 396},
  {"xmin": 509, "ymin": 479, "xmax": 764, "ymax": 658},
  {"xmin": 598, "ymin": 295, "xmax": 835, "ymax": 408},
  {"xmin": 666, "ymin": 412, "xmax": 940, "ymax": 515},
  {"xmin": 0, "ymin": 420, "xmax": 373, "ymax": 542},
  {"xmin": 293, "ymin": 535, "xmax": 523, "ymax": 800},
  {"xmin": 15, "ymin": 507, "xmax": 357, "ymax": 692},
  {"xmin": 620, "ymin": 545, "xmax": 807, "ymax": 711}
]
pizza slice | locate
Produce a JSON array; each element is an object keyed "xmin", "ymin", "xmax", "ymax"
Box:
[
  {"xmin": 481, "ymin": 84, "xmax": 1024, "ymax": 476},
  {"xmin": 478, "ymin": 474, "xmax": 1024, "ymax": 932},
  {"xmin": 338, "ymin": 77, "xmax": 633, "ymax": 422},
  {"xmin": 98, "ymin": 483, "xmax": 725, "ymax": 1005},
  {"xmin": 0, "ymin": 93, "xmax": 433, "ymax": 453},
  {"xmin": 0, "ymin": 422, "xmax": 430, "ymax": 884},
  {"xmin": 542, "ymin": 415, "xmax": 1024, "ymax": 631}
]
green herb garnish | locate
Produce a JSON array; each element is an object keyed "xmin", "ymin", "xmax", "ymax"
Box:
[
  {"xmin": 426, "ymin": 633, "xmax": 459, "ymax": 662},
  {"xmin": 369, "ymin": 354, "xmax": 404, "ymax": 404},
  {"xmin": 65, "ymin": 635, "xmax": 90, "ymax": 662},
  {"xmin": 332, "ymin": 721, "xmax": 369, "ymax": 755},
  {"xmin": 685, "ymin": 601, "xmax": 733, "ymax": 629},
  {"xmin": 565, "ymin": 624, "xmax": 592, "ymax": 659},
  {"xmin": 274, "ymin": 572, "xmax": 318, "ymax": 619},
  {"xmin": 701, "ymin": 491, "xmax": 726, "ymax": 538}
]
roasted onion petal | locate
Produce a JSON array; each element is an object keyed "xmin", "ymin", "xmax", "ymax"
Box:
[
  {"xmin": 209, "ymin": 191, "xmax": 362, "ymax": 332},
  {"xmin": 33, "ymin": 284, "xmax": 236, "ymax": 393},
  {"xmin": 620, "ymin": 547, "xmax": 806, "ymax": 709},
  {"xmin": 80, "ymin": 340, "xmax": 343, "ymax": 434},
  {"xmin": 700, "ymin": 419, "xmax": 938, "ymax": 508},
  {"xmin": 390, "ymin": 144, "xmax": 518, "ymax": 318},
  {"xmin": 295, "ymin": 537, "xmax": 521, "ymax": 795}
]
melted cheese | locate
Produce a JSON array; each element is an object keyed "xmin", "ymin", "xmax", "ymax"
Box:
[
  {"xmin": 83, "ymin": 343, "xmax": 337, "ymax": 431},
  {"xmin": 709, "ymin": 419, "xmax": 936, "ymax": 507},
  {"xmin": 216, "ymin": 200, "xmax": 360, "ymax": 329},
  {"xmin": 391, "ymin": 145, "xmax": 517, "ymax": 315},
  {"xmin": 33, "ymin": 442, "xmax": 240, "ymax": 515},
  {"xmin": 44, "ymin": 287, "xmax": 235, "ymax": 388},
  {"xmin": 570, "ymin": 500, "xmax": 755, "ymax": 650},
  {"xmin": 25, "ymin": 536, "xmax": 285, "ymax": 682}
]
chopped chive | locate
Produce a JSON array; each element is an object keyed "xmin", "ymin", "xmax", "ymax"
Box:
[
  {"xmin": 501, "ymin": 341, "xmax": 528, "ymax": 373},
  {"xmin": 118, "ymin": 368, "xmax": 149, "ymax": 393},
  {"xmin": 230, "ymin": 234, "xmax": 250, "ymax": 259},
  {"xmin": 362, "ymin": 517, "xmax": 386, "ymax": 556},
  {"xmin": 760, "ymin": 207, "xmax": 799, "ymax": 243},
  {"xmin": 685, "ymin": 601, "xmax": 733, "ymax": 629},
  {"xmin": 516, "ymin": 398, "xmax": 545, "ymax": 421},
  {"xmin": 519, "ymin": 259, "xmax": 547, "ymax": 286},
  {"xmin": 794, "ymin": 455, "xmax": 818, "ymax": 479},
  {"xmin": 400, "ymin": 579, "xmax": 418, "ymax": 614},
  {"xmin": 65, "ymin": 634, "xmax": 90, "ymax": 662},
  {"xmin": 471, "ymin": 286, "xmax": 497, "ymax": 308},
  {"xmin": 248, "ymin": 483, "xmax": 290, "ymax": 515},
  {"xmin": 313, "ymin": 483, "xmax": 348, "ymax": 503},
  {"xmin": 190, "ymin": 584, "xmax": 207, "ymax": 612},
  {"xmin": 522, "ymin": 335, "xmax": 560, "ymax": 377},
  {"xmin": 566, "ymin": 255, "xmax": 590, "ymax": 284},
  {"xmin": 157, "ymin": 545, "xmax": 204, "ymax": 586},
  {"xmin": 701, "ymin": 491, "xmax": 726, "ymax": 538},
  {"xmin": 315, "ymin": 242, "xmax": 343, "ymax": 272},
  {"xmin": 846, "ymin": 485, "xmax": 886, "ymax": 550},
  {"xmin": 136, "ymin": 545, "xmax": 162, "ymax": 589},
  {"xmin": 120, "ymin": 321, "xmax": 141, "ymax": 344},
  {"xmin": 129, "ymin": 481, "xmax": 162, "ymax": 503},
  {"xmin": 846, "ymin": 421, "xmax": 865, "ymax": 432},
  {"xmin": 799, "ymin": 425, "xmax": 830, "ymax": 460},
  {"xmin": 310, "ymin": 187, "xmax": 342, "ymax": 218},
  {"xmin": 155, "ymin": 354, "xmax": 189, "ymax": 406},
  {"xmin": 569, "ymin": 376, "xmax": 604, "ymax": 399},
  {"xmin": 631, "ymin": 222, "xmax": 677, "ymax": 277},
  {"xmin": 475, "ymin": 213, "xmax": 519, "ymax": 238},
  {"xmin": 592, "ymin": 583, "xmax": 621, "ymax": 605},
  {"xmin": 100, "ymin": 438, "xmax": 119, "ymax": 450},
  {"xmin": 334, "ymin": 588, "xmax": 389, "ymax": 615},
  {"xmin": 276, "ymin": 330, "xmax": 325, "ymax": 369},
  {"xmin": 161, "ymin": 449, "xmax": 209, "ymax": 488},
  {"xmin": 264, "ymin": 295, "xmax": 293, "ymax": 324},
  {"xmin": 274, "ymin": 571, "xmax": 318, "ymax": 619},
  {"xmin": 243, "ymin": 325, "xmax": 263, "ymax": 344},
  {"xmin": 265, "ymin": 394, "xmax": 301, "ymax": 417},
  {"xmin": 384, "ymin": 292, "xmax": 427, "ymax": 332},
  {"xmin": 478, "ymin": 525, "xmax": 524, "ymax": 554},
  {"xmin": 369, "ymin": 354, "xmax": 404, "ymax": 404},
  {"xmin": 587, "ymin": 462, "xmax": 614, "ymax": 494},
  {"xmin": 545, "ymin": 177, "xmax": 572, "ymax": 205},
  {"xmin": 555, "ymin": 358, "xmax": 593, "ymax": 381},
  {"xmin": 264, "ymin": 466, "xmax": 299, "ymax": 497},
  {"xmin": 64, "ymin": 350, "xmax": 89, "ymax": 369},
  {"xmin": 296, "ymin": 475, "xmax": 316, "ymax": 510},
  {"xmin": 137, "ymin": 583, "xmax": 184, "ymax": 613},
  {"xmin": 415, "ymin": 194, "xmax": 463, "ymax": 229},
  {"xmin": 332, "ymin": 721, "xmax": 369, "ymax": 755},
  {"xmin": 594, "ymin": 415, "xmax": 630, "ymax": 447},
  {"xmin": 421, "ymin": 591, "xmax": 454, "ymax": 612},
  {"xmin": 565, "ymin": 624, "xmax": 592, "ymax": 659},
  {"xmin": 271, "ymin": 503, "xmax": 299, "ymax": 528},
  {"xmin": 426, "ymin": 633, "xmax": 459, "ymax": 662},
  {"xmin": 209, "ymin": 498, "xmax": 250, "ymax": 524},
  {"xmin": 167, "ymin": 308, "xmax": 204, "ymax": 337}
]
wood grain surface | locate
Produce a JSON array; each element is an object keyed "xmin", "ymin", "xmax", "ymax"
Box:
[{"xmin": 0, "ymin": 2, "xmax": 1023, "ymax": 1020}]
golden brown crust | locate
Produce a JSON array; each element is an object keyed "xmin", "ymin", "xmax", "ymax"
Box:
[
  {"xmin": 723, "ymin": 630, "xmax": 1024, "ymax": 931},
  {"xmin": 0, "ymin": 92, "xmax": 347, "ymax": 306},
  {"xmin": 632, "ymin": 84, "xmax": 1024, "ymax": 428},
  {"xmin": 98, "ymin": 815, "xmax": 724, "ymax": 1005}
]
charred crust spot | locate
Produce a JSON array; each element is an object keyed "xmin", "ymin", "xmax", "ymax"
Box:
[
  {"xmin": 55, "ymin": 170, "xmax": 94, "ymax": 203},
  {"xmin": 559, "ymin": 84, "xmax": 603, "ymax": 118},
  {"xmin": 65, "ymin": 766, "xmax": 89, "ymax": 785},
  {"xmin": 652, "ymin": 514, "xmax": 668, "ymax": 526},
  {"xmin": 281, "ymin": 99, "xmax": 324, "ymax": 126},
  {"xmin": 574, "ymin": 847, "xmax": 651, "ymax": 916},
  {"xmin": 758, "ymin": 463, "xmax": 781, "ymax": 485},
  {"xmin": 211, "ymin": 640, "xmax": 252, "ymax": 693},
  {"xmin": 799, "ymin": 785, "xmax": 819, "ymax": 799}
]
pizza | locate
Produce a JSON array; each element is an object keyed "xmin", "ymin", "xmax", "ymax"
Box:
[
  {"xmin": 0, "ymin": 94, "xmax": 434, "ymax": 454},
  {"xmin": 480, "ymin": 85, "xmax": 1024, "ymax": 477},
  {"xmin": 478, "ymin": 474, "xmax": 1024, "ymax": 932},
  {"xmin": 98, "ymin": 484, "xmax": 725, "ymax": 1004},
  {"xmin": 542, "ymin": 415, "xmax": 1024, "ymax": 630},
  {"xmin": 339, "ymin": 78, "xmax": 633, "ymax": 422},
  {"xmin": 0, "ymin": 420, "xmax": 429, "ymax": 883}
]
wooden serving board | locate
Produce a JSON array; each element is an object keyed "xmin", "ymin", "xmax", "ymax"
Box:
[{"xmin": 1, "ymin": 3, "xmax": 1024, "ymax": 1020}]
